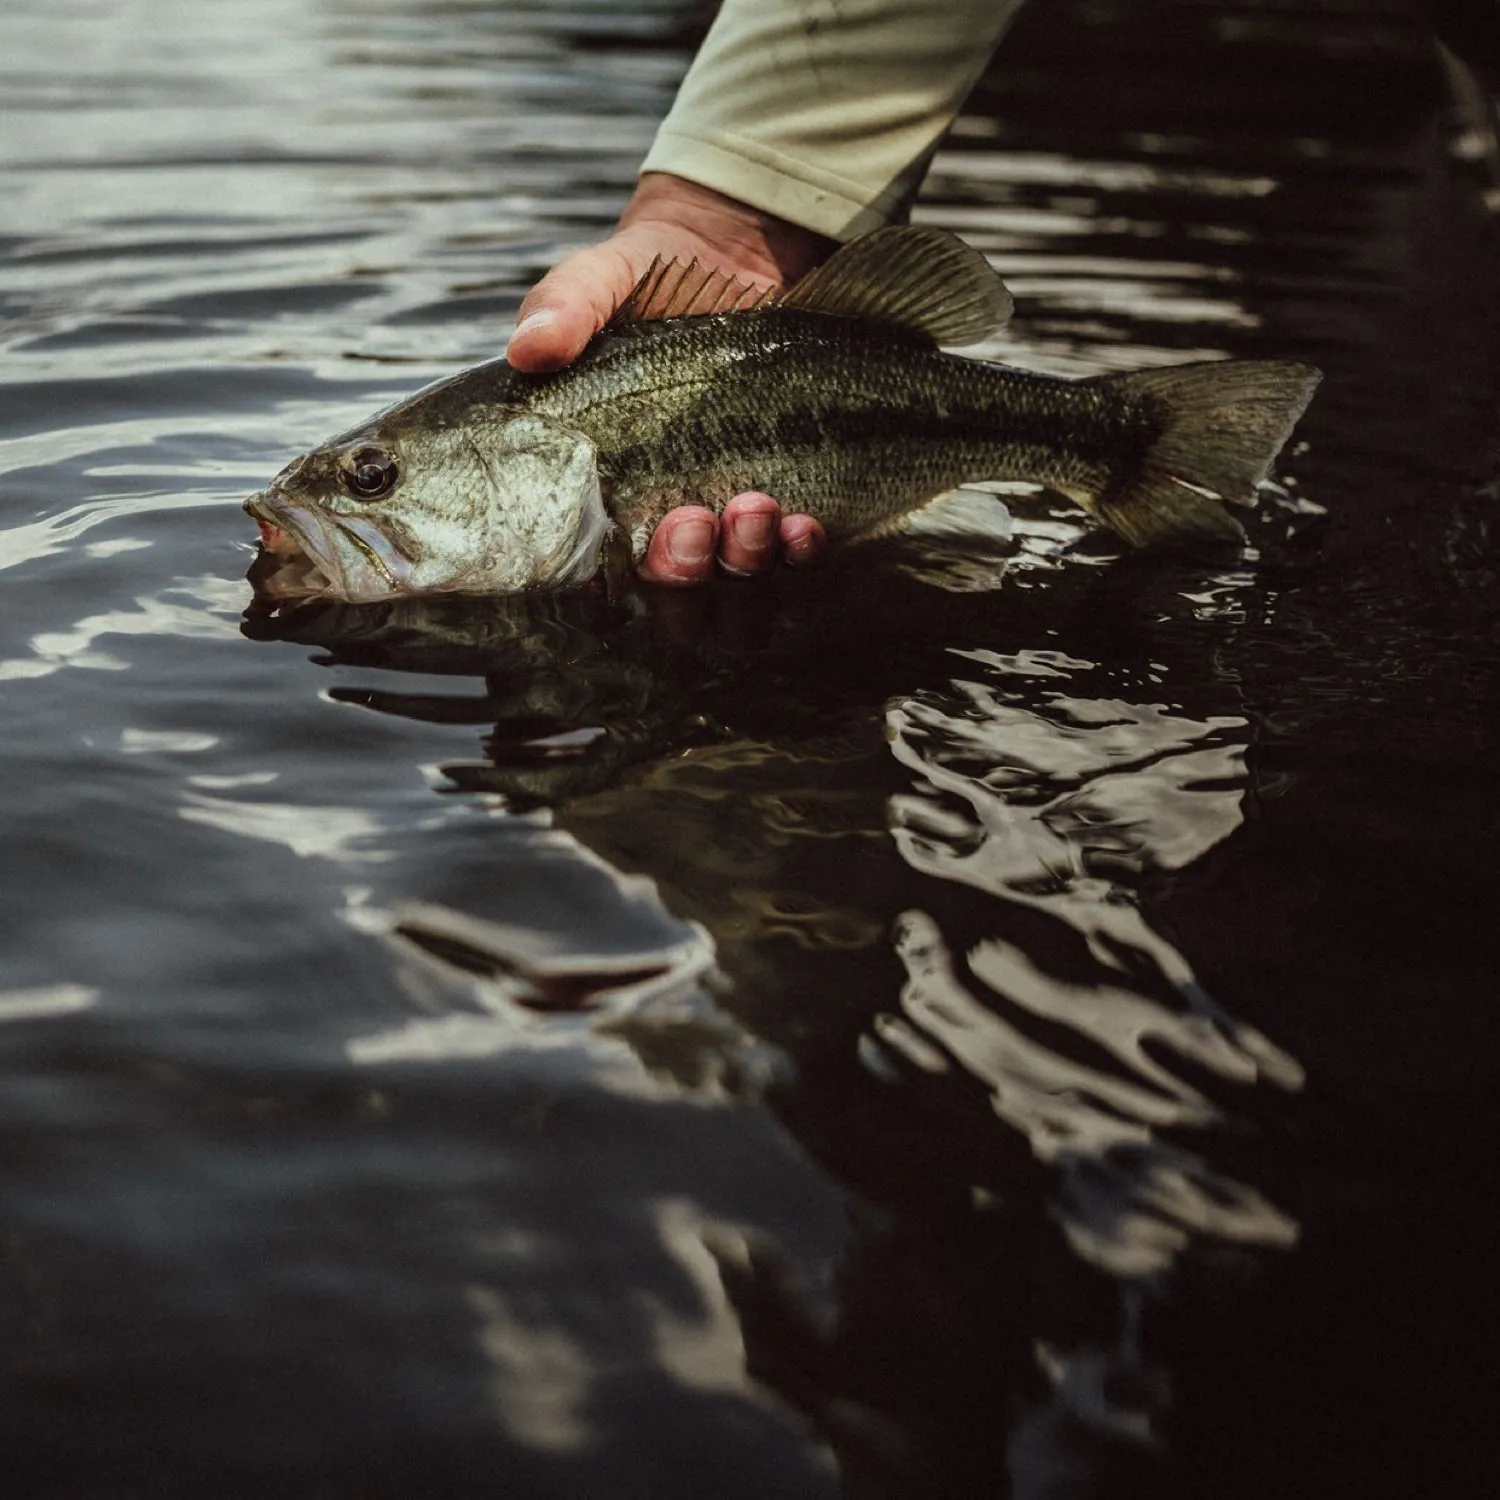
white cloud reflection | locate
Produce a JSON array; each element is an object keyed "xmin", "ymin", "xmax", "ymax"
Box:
[
  {"xmin": 467, "ymin": 1283, "xmax": 593, "ymax": 1453},
  {"xmin": 178, "ymin": 791, "xmax": 395, "ymax": 863},
  {"xmin": 0, "ymin": 982, "xmax": 98, "ymax": 1021},
  {"xmin": 0, "ymin": 582, "xmax": 241, "ymax": 681}
]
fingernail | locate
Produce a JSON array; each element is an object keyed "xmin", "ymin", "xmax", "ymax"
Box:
[
  {"xmin": 785, "ymin": 527, "xmax": 823, "ymax": 566},
  {"xmin": 507, "ymin": 309, "xmax": 557, "ymax": 349},
  {"xmin": 667, "ymin": 517, "xmax": 715, "ymax": 567},
  {"xmin": 732, "ymin": 512, "xmax": 776, "ymax": 552}
]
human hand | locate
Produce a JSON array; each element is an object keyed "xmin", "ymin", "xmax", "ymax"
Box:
[
  {"xmin": 642, "ymin": 494, "xmax": 827, "ymax": 585},
  {"xmin": 508, "ymin": 173, "xmax": 833, "ymax": 585}
]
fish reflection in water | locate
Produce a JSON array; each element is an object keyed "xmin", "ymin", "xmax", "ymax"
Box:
[{"xmin": 245, "ymin": 550, "xmax": 1304, "ymax": 1493}]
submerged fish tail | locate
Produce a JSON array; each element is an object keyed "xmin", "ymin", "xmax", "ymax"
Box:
[{"xmin": 1086, "ymin": 360, "xmax": 1321, "ymax": 546}]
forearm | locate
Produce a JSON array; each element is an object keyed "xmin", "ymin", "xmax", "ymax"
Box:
[{"xmin": 640, "ymin": 0, "xmax": 1028, "ymax": 240}]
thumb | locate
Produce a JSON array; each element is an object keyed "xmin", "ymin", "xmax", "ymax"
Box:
[{"xmin": 507, "ymin": 243, "xmax": 639, "ymax": 373}]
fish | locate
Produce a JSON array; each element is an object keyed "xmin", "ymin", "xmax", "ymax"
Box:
[{"xmin": 245, "ymin": 225, "xmax": 1321, "ymax": 601}]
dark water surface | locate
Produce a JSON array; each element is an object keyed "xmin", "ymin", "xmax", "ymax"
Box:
[{"xmin": 3, "ymin": 2, "xmax": 1498, "ymax": 1496}]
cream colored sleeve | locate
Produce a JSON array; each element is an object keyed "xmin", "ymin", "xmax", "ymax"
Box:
[{"xmin": 639, "ymin": 0, "xmax": 1028, "ymax": 240}]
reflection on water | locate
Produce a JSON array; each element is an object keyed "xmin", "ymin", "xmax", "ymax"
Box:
[
  {"xmin": 3, "ymin": 0, "xmax": 1500, "ymax": 1495},
  {"xmin": 875, "ymin": 648, "xmax": 1306, "ymax": 1482},
  {"xmin": 886, "ymin": 654, "xmax": 1303, "ymax": 1281},
  {"xmin": 248, "ymin": 549, "xmax": 1311, "ymax": 1489}
]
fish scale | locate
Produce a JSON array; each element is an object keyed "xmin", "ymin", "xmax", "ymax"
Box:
[{"xmin": 500, "ymin": 310, "xmax": 1150, "ymax": 537}]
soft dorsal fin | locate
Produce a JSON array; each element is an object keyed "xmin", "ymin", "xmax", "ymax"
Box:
[
  {"xmin": 605, "ymin": 256, "xmax": 778, "ymax": 329},
  {"xmin": 780, "ymin": 225, "xmax": 1013, "ymax": 346}
]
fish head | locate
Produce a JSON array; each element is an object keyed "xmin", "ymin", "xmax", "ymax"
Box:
[{"xmin": 245, "ymin": 407, "xmax": 609, "ymax": 601}]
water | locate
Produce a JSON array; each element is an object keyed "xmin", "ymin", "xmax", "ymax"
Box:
[{"xmin": 2, "ymin": 1, "xmax": 1498, "ymax": 1495}]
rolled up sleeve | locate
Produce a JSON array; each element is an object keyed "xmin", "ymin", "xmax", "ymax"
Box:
[{"xmin": 641, "ymin": 0, "xmax": 1028, "ymax": 239}]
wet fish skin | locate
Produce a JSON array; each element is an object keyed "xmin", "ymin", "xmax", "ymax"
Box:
[
  {"xmin": 246, "ymin": 226, "xmax": 1320, "ymax": 599},
  {"xmin": 496, "ymin": 309, "xmax": 1159, "ymax": 548}
]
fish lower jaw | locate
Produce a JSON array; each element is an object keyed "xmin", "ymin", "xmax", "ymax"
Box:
[{"xmin": 243, "ymin": 489, "xmax": 352, "ymax": 595}]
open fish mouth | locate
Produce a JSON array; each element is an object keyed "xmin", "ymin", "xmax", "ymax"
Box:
[{"xmin": 244, "ymin": 489, "xmax": 413, "ymax": 601}]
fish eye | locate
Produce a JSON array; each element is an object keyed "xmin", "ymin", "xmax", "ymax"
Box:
[{"xmin": 344, "ymin": 448, "xmax": 399, "ymax": 499}]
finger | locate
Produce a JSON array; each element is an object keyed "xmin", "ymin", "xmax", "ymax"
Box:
[
  {"xmin": 638, "ymin": 506, "xmax": 720, "ymax": 586},
  {"xmin": 780, "ymin": 514, "xmax": 827, "ymax": 567},
  {"xmin": 718, "ymin": 493, "xmax": 781, "ymax": 576},
  {"xmin": 507, "ymin": 245, "xmax": 634, "ymax": 373}
]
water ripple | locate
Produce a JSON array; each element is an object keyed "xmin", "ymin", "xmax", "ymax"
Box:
[{"xmin": 882, "ymin": 648, "xmax": 1303, "ymax": 1281}]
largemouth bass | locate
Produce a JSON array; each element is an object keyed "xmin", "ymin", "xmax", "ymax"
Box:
[{"xmin": 246, "ymin": 226, "xmax": 1320, "ymax": 600}]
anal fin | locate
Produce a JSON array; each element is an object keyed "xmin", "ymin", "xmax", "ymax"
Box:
[{"xmin": 898, "ymin": 486, "xmax": 1016, "ymax": 545}]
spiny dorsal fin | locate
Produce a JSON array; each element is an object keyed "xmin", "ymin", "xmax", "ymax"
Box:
[
  {"xmin": 779, "ymin": 225, "xmax": 1013, "ymax": 346},
  {"xmin": 605, "ymin": 255, "xmax": 778, "ymax": 329}
]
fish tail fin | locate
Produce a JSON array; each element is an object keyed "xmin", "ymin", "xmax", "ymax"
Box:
[{"xmin": 1089, "ymin": 359, "xmax": 1321, "ymax": 547}]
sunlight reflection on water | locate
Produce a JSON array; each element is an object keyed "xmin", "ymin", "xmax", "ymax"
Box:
[{"xmin": 883, "ymin": 647, "xmax": 1303, "ymax": 1281}]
